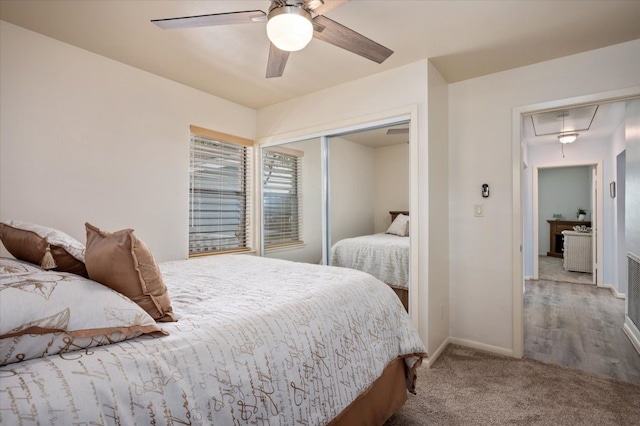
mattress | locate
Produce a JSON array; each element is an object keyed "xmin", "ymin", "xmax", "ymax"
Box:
[
  {"xmin": 0, "ymin": 254, "xmax": 425, "ymax": 425},
  {"xmin": 330, "ymin": 233, "xmax": 410, "ymax": 289}
]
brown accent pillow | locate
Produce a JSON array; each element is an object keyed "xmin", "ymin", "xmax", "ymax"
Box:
[
  {"xmin": 0, "ymin": 221, "xmax": 88, "ymax": 277},
  {"xmin": 84, "ymin": 223, "xmax": 176, "ymax": 322}
]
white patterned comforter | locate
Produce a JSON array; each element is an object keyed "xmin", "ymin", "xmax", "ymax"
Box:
[
  {"xmin": 330, "ymin": 233, "xmax": 410, "ymax": 290},
  {"xmin": 0, "ymin": 254, "xmax": 425, "ymax": 425}
]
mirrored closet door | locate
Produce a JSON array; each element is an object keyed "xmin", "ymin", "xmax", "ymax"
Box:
[
  {"xmin": 327, "ymin": 123, "xmax": 410, "ymax": 310},
  {"xmin": 259, "ymin": 118, "xmax": 412, "ymax": 311}
]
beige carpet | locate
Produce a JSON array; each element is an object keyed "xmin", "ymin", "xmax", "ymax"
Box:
[{"xmin": 386, "ymin": 345, "xmax": 640, "ymax": 425}]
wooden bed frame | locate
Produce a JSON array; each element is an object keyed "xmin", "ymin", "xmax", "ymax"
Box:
[
  {"xmin": 330, "ymin": 357, "xmax": 409, "ymax": 425},
  {"xmin": 389, "ymin": 210, "xmax": 409, "ymax": 222},
  {"xmin": 388, "ymin": 211, "xmax": 410, "ymax": 311}
]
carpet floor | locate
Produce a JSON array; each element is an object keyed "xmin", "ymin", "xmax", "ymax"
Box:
[
  {"xmin": 385, "ymin": 344, "xmax": 640, "ymax": 425},
  {"xmin": 538, "ymin": 255, "xmax": 593, "ymax": 285}
]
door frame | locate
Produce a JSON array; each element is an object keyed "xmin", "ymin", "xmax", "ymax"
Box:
[
  {"xmin": 511, "ymin": 86, "xmax": 640, "ymax": 358},
  {"xmin": 532, "ymin": 161, "xmax": 602, "ymax": 285}
]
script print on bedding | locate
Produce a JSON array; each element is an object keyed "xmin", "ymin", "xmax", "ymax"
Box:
[
  {"xmin": 330, "ymin": 233, "xmax": 410, "ymax": 290},
  {"xmin": 0, "ymin": 254, "xmax": 425, "ymax": 425}
]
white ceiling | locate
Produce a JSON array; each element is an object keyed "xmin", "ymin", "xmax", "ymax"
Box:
[
  {"xmin": 523, "ymin": 101, "xmax": 627, "ymax": 146},
  {"xmin": 333, "ymin": 122, "xmax": 409, "ymax": 148},
  {"xmin": 1, "ymin": 1, "xmax": 639, "ymax": 110}
]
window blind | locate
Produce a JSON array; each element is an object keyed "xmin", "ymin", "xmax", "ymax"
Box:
[
  {"xmin": 189, "ymin": 128, "xmax": 253, "ymax": 255},
  {"xmin": 263, "ymin": 149, "xmax": 302, "ymax": 247}
]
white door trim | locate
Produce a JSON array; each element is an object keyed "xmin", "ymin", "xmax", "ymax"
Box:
[{"xmin": 511, "ymin": 86, "xmax": 640, "ymax": 359}]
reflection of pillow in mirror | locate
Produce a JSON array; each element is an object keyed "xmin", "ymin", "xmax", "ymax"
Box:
[
  {"xmin": 386, "ymin": 214, "xmax": 409, "ymax": 237},
  {"xmin": 0, "ymin": 269, "xmax": 165, "ymax": 366}
]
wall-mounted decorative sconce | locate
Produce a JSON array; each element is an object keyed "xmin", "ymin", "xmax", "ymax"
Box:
[{"xmin": 482, "ymin": 183, "xmax": 490, "ymax": 198}]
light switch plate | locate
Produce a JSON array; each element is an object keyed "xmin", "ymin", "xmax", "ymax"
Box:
[{"xmin": 474, "ymin": 204, "xmax": 484, "ymax": 217}]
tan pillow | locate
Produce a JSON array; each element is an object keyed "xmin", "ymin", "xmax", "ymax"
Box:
[
  {"xmin": 0, "ymin": 220, "xmax": 88, "ymax": 277},
  {"xmin": 84, "ymin": 223, "xmax": 176, "ymax": 322}
]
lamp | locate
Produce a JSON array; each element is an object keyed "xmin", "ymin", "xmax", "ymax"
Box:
[
  {"xmin": 558, "ymin": 133, "xmax": 579, "ymax": 144},
  {"xmin": 557, "ymin": 111, "xmax": 578, "ymax": 145},
  {"xmin": 266, "ymin": 5, "xmax": 313, "ymax": 52}
]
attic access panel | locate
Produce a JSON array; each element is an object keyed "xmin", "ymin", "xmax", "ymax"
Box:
[{"xmin": 530, "ymin": 105, "xmax": 599, "ymax": 136}]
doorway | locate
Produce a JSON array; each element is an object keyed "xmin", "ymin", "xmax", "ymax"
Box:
[
  {"xmin": 512, "ymin": 88, "xmax": 640, "ymax": 383},
  {"xmin": 532, "ymin": 162, "xmax": 600, "ymax": 285},
  {"xmin": 511, "ymin": 86, "xmax": 640, "ymax": 359}
]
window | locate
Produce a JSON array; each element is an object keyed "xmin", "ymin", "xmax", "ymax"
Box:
[
  {"xmin": 263, "ymin": 147, "xmax": 303, "ymax": 247},
  {"xmin": 189, "ymin": 126, "xmax": 253, "ymax": 255}
]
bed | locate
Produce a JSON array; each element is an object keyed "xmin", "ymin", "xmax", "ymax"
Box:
[
  {"xmin": 330, "ymin": 211, "xmax": 410, "ymax": 310},
  {"xmin": 0, "ymin": 242, "xmax": 426, "ymax": 424}
]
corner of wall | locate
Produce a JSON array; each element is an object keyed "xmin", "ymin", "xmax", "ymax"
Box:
[{"xmin": 426, "ymin": 61, "xmax": 450, "ymax": 356}]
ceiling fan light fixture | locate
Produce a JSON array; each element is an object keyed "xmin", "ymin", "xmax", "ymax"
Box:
[
  {"xmin": 558, "ymin": 132, "xmax": 579, "ymax": 144},
  {"xmin": 266, "ymin": 5, "xmax": 313, "ymax": 52}
]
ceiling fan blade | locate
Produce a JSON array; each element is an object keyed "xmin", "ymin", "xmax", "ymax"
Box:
[
  {"xmin": 266, "ymin": 44, "xmax": 290, "ymax": 78},
  {"xmin": 306, "ymin": 0, "xmax": 351, "ymax": 16},
  {"xmin": 312, "ymin": 15, "xmax": 393, "ymax": 64},
  {"xmin": 151, "ymin": 10, "xmax": 266, "ymax": 29}
]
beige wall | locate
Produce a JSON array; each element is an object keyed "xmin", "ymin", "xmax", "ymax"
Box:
[
  {"xmin": 449, "ymin": 39, "xmax": 640, "ymax": 353},
  {"xmin": 0, "ymin": 21, "xmax": 256, "ymax": 262},
  {"xmin": 427, "ymin": 61, "xmax": 450, "ymax": 358},
  {"xmin": 329, "ymin": 137, "xmax": 376, "ymax": 245},
  {"xmin": 373, "ymin": 143, "xmax": 409, "ymax": 234}
]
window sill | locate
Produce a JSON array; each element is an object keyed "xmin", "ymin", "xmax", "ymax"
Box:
[
  {"xmin": 188, "ymin": 248, "xmax": 254, "ymax": 258},
  {"xmin": 264, "ymin": 242, "xmax": 306, "ymax": 254}
]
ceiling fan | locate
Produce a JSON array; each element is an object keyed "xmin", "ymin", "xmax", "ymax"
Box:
[{"xmin": 151, "ymin": 0, "xmax": 393, "ymax": 78}]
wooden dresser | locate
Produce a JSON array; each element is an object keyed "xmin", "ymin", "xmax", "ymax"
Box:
[{"xmin": 547, "ymin": 220, "xmax": 591, "ymax": 258}]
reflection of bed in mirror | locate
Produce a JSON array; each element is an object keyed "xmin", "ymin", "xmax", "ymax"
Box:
[{"xmin": 330, "ymin": 211, "xmax": 409, "ymax": 310}]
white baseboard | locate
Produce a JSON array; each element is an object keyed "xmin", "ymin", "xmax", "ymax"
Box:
[
  {"xmin": 424, "ymin": 337, "xmax": 450, "ymax": 368},
  {"xmin": 524, "ymin": 276, "xmax": 534, "ymax": 281},
  {"xmin": 448, "ymin": 337, "xmax": 514, "ymax": 357},
  {"xmin": 603, "ymin": 284, "xmax": 626, "ymax": 299},
  {"xmin": 623, "ymin": 317, "xmax": 640, "ymax": 356}
]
